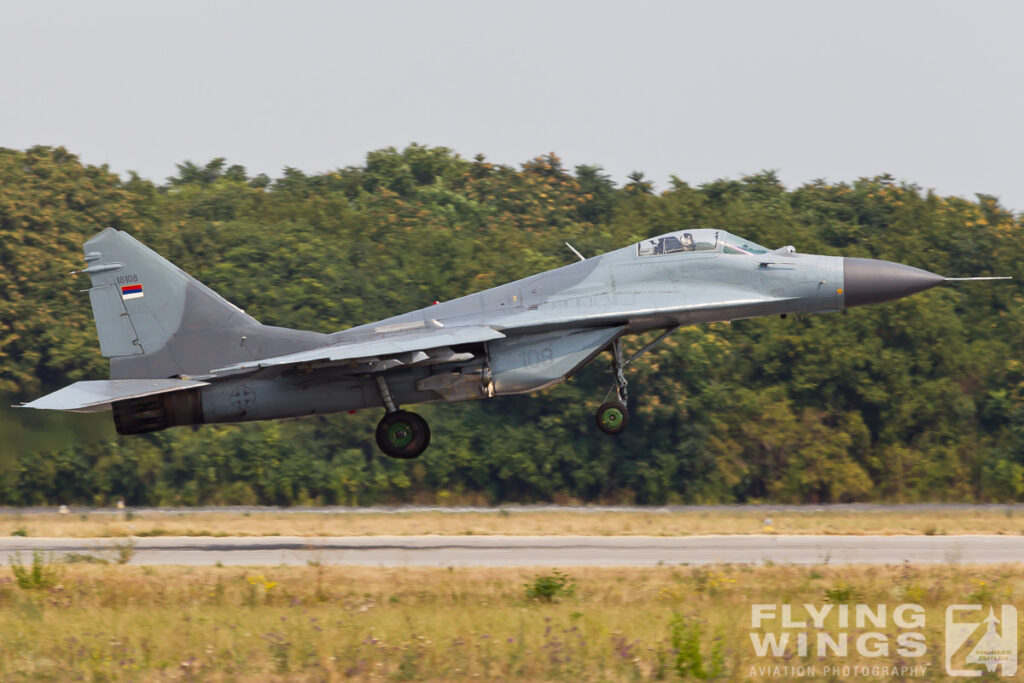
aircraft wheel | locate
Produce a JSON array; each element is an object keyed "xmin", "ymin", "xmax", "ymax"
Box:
[
  {"xmin": 595, "ymin": 401, "xmax": 629, "ymax": 435},
  {"xmin": 375, "ymin": 410, "xmax": 431, "ymax": 459}
]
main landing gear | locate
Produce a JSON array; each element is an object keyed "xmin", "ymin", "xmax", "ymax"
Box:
[
  {"xmin": 594, "ymin": 327, "xmax": 680, "ymax": 436},
  {"xmin": 374, "ymin": 376, "xmax": 430, "ymax": 459},
  {"xmin": 376, "ymin": 410, "xmax": 431, "ymax": 459}
]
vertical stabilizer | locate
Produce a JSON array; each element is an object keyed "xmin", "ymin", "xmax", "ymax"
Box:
[{"xmin": 81, "ymin": 228, "xmax": 327, "ymax": 379}]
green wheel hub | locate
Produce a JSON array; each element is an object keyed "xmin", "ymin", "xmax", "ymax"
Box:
[
  {"xmin": 387, "ymin": 421, "xmax": 414, "ymax": 448},
  {"xmin": 375, "ymin": 410, "xmax": 431, "ymax": 459},
  {"xmin": 600, "ymin": 407, "xmax": 623, "ymax": 428},
  {"xmin": 595, "ymin": 401, "xmax": 629, "ymax": 435}
]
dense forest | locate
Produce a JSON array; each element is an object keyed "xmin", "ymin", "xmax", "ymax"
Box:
[{"xmin": 1, "ymin": 145, "xmax": 1022, "ymax": 506}]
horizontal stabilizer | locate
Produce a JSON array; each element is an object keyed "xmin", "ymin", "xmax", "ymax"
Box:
[{"xmin": 17, "ymin": 379, "xmax": 209, "ymax": 413}]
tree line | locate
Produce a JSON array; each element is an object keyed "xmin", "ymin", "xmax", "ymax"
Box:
[{"xmin": 1, "ymin": 144, "xmax": 1022, "ymax": 505}]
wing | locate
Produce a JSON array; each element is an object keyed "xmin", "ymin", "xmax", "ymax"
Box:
[
  {"xmin": 18, "ymin": 379, "xmax": 209, "ymax": 413},
  {"xmin": 209, "ymin": 324, "xmax": 506, "ymax": 377}
]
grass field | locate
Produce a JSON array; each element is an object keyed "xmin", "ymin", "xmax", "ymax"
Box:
[
  {"xmin": 3, "ymin": 506, "xmax": 1024, "ymax": 538},
  {"xmin": 0, "ymin": 561, "xmax": 1017, "ymax": 681}
]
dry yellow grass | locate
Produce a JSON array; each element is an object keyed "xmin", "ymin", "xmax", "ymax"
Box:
[
  {"xmin": 2, "ymin": 506, "xmax": 1023, "ymax": 538},
  {"xmin": 0, "ymin": 562, "xmax": 1018, "ymax": 681}
]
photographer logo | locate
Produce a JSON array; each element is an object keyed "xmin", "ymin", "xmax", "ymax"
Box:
[{"xmin": 945, "ymin": 605, "xmax": 1016, "ymax": 677}]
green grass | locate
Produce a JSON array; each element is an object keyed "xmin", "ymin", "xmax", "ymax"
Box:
[{"xmin": 0, "ymin": 562, "xmax": 1018, "ymax": 680}]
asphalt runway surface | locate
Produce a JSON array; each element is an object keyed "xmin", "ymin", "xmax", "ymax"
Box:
[{"xmin": 2, "ymin": 535, "xmax": 1023, "ymax": 566}]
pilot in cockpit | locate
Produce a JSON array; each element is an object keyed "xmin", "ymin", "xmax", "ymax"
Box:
[{"xmin": 681, "ymin": 233, "xmax": 695, "ymax": 251}]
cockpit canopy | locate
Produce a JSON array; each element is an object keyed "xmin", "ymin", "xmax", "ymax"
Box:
[{"xmin": 636, "ymin": 229, "xmax": 769, "ymax": 257}]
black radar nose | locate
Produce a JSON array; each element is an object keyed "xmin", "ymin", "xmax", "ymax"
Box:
[{"xmin": 843, "ymin": 257, "xmax": 945, "ymax": 308}]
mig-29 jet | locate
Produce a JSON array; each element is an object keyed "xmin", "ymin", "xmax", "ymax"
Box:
[{"xmin": 21, "ymin": 227, "xmax": 1009, "ymax": 459}]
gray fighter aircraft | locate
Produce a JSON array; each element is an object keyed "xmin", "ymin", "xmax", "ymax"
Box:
[{"xmin": 22, "ymin": 227, "xmax": 1009, "ymax": 458}]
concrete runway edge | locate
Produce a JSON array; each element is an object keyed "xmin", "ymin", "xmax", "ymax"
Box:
[{"xmin": 1, "ymin": 535, "xmax": 1023, "ymax": 566}]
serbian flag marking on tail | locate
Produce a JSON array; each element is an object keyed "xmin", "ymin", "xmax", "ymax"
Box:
[{"xmin": 121, "ymin": 283, "xmax": 144, "ymax": 300}]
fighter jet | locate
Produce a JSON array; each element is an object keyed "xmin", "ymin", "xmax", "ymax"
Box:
[{"xmin": 21, "ymin": 227, "xmax": 1009, "ymax": 459}]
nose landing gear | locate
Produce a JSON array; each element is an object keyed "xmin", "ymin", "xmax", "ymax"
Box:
[
  {"xmin": 595, "ymin": 337, "xmax": 630, "ymax": 435},
  {"xmin": 595, "ymin": 401, "xmax": 629, "ymax": 434},
  {"xmin": 594, "ymin": 327, "xmax": 679, "ymax": 436}
]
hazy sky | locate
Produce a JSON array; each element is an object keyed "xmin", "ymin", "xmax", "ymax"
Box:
[{"xmin": 3, "ymin": 1, "xmax": 1022, "ymax": 210}]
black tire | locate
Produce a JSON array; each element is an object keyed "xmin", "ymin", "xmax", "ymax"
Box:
[
  {"xmin": 375, "ymin": 410, "xmax": 431, "ymax": 459},
  {"xmin": 595, "ymin": 401, "xmax": 629, "ymax": 435}
]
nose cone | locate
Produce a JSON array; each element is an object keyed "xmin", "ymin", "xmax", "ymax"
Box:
[{"xmin": 843, "ymin": 257, "xmax": 944, "ymax": 308}]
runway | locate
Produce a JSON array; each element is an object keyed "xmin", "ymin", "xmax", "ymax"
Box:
[{"xmin": 3, "ymin": 534, "xmax": 1023, "ymax": 566}]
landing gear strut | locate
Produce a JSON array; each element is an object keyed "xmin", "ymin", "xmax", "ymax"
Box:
[
  {"xmin": 594, "ymin": 327, "xmax": 680, "ymax": 436},
  {"xmin": 374, "ymin": 375, "xmax": 431, "ymax": 459},
  {"xmin": 595, "ymin": 339, "xmax": 629, "ymax": 435}
]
